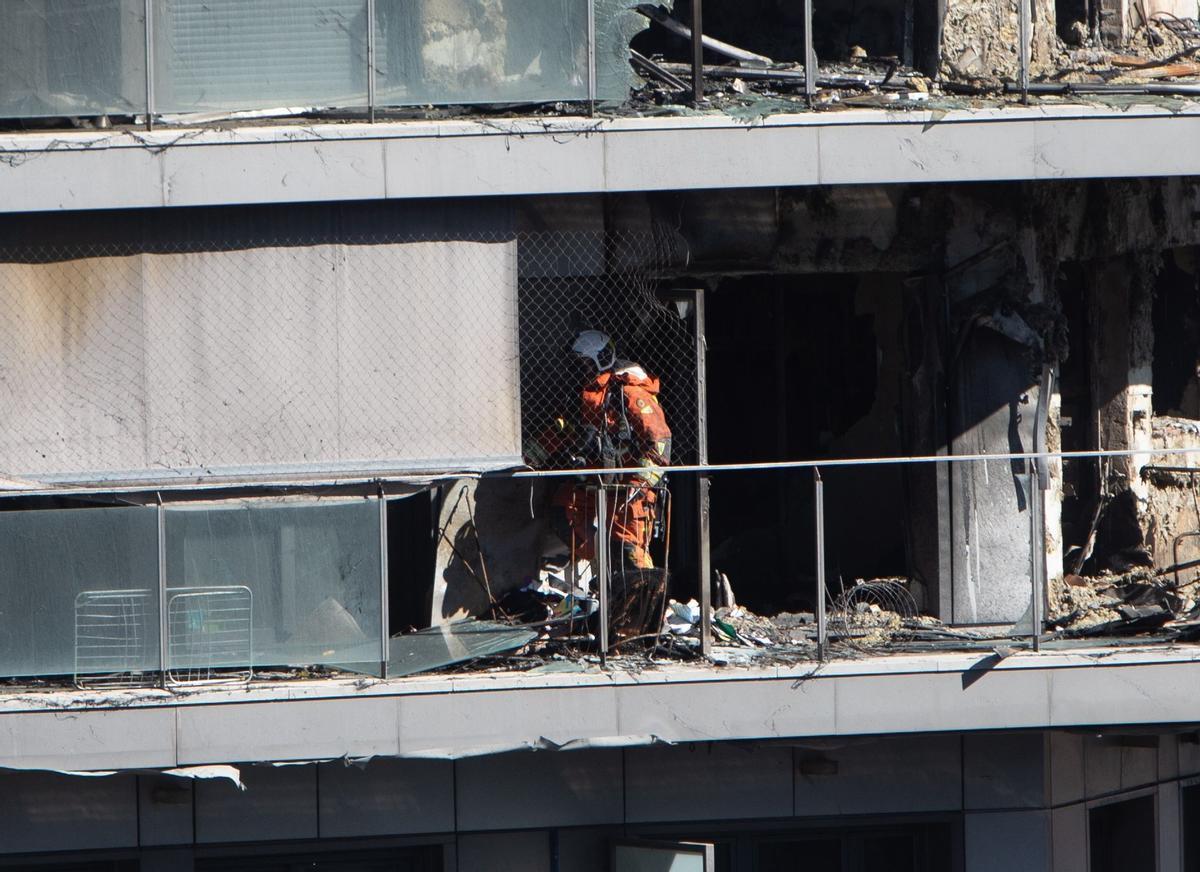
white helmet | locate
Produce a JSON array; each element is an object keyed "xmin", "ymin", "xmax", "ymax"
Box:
[{"xmin": 571, "ymin": 330, "xmax": 616, "ymax": 372}]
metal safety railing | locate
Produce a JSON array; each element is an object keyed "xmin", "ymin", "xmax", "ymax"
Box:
[
  {"xmin": 21, "ymin": 0, "xmax": 1200, "ymax": 128},
  {"xmin": 51, "ymin": 497, "xmax": 389, "ymax": 688},
  {"xmin": 22, "ymin": 440, "xmax": 1200, "ymax": 687},
  {"xmin": 0, "ymin": 1, "xmax": 610, "ymax": 127},
  {"xmin": 138, "ymin": 0, "xmax": 611, "ymax": 129},
  {"xmin": 0, "ymin": 1, "xmax": 828, "ymax": 126},
  {"xmin": 669, "ymin": 0, "xmax": 818, "ymax": 107},
  {"xmin": 513, "ymin": 441, "xmax": 1200, "ymax": 661}
]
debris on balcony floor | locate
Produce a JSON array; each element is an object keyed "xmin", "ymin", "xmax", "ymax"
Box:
[
  {"xmin": 477, "ymin": 569, "xmax": 1200, "ymax": 669},
  {"xmin": 626, "ymin": 4, "xmax": 936, "ymax": 117},
  {"xmin": 1056, "ymin": 14, "xmax": 1200, "ymax": 85},
  {"xmin": 11, "ymin": 569, "xmax": 1200, "ymax": 698},
  {"xmin": 478, "ymin": 575, "xmax": 992, "ymax": 667},
  {"xmin": 1049, "ymin": 568, "xmax": 1200, "ymax": 639},
  {"xmin": 386, "ymin": 620, "xmax": 540, "ymax": 678}
]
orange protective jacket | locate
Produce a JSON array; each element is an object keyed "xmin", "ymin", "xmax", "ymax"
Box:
[{"xmin": 580, "ymin": 363, "xmax": 672, "ymax": 479}]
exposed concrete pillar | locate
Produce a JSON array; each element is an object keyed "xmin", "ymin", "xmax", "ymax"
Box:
[
  {"xmin": 936, "ymin": 198, "xmax": 1062, "ymax": 624},
  {"xmin": 1020, "ymin": 225, "xmax": 1067, "ymax": 592},
  {"xmin": 1086, "ymin": 254, "xmax": 1158, "ymax": 543}
]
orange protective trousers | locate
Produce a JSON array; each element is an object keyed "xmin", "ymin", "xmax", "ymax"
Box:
[{"xmin": 557, "ymin": 483, "xmax": 657, "ymax": 570}]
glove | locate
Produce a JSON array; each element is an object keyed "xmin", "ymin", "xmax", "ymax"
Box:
[
  {"xmin": 636, "ymin": 459, "xmax": 665, "ymax": 487},
  {"xmin": 524, "ymin": 441, "xmax": 551, "ymax": 468}
]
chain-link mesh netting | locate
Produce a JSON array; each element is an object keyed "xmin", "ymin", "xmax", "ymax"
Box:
[
  {"xmin": 0, "ymin": 234, "xmax": 522, "ymax": 486},
  {"xmin": 0, "ymin": 228, "xmax": 695, "ymax": 488},
  {"xmin": 518, "ymin": 230, "xmax": 698, "ymax": 468}
]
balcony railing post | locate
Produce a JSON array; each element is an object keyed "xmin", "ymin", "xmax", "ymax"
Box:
[
  {"xmin": 367, "ymin": 0, "xmax": 378, "ymax": 122},
  {"xmin": 587, "ymin": 0, "xmax": 597, "ymax": 115},
  {"xmin": 156, "ymin": 494, "xmax": 167, "ymax": 687},
  {"xmin": 803, "ymin": 0, "xmax": 816, "ymax": 105},
  {"xmin": 143, "ymin": 0, "xmax": 155, "ymax": 131},
  {"xmin": 815, "ymin": 468, "xmax": 827, "ymax": 660},
  {"xmin": 695, "ymin": 288, "xmax": 712, "ymax": 660},
  {"xmin": 596, "ymin": 485, "xmax": 610, "ymax": 665},
  {"xmin": 691, "ymin": 0, "xmax": 704, "ymax": 104},
  {"xmin": 1029, "ymin": 469, "xmax": 1043, "ymax": 652},
  {"xmin": 698, "ymin": 476, "xmax": 712, "ymax": 658},
  {"xmin": 1018, "ymin": 0, "xmax": 1031, "ymax": 102},
  {"xmin": 379, "ymin": 489, "xmax": 389, "ymax": 677}
]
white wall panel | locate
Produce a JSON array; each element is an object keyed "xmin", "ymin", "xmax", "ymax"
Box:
[{"xmin": 0, "ymin": 239, "xmax": 520, "ymax": 486}]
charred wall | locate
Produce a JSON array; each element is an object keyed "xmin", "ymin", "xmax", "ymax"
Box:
[
  {"xmin": 676, "ymin": 0, "xmax": 913, "ymax": 66},
  {"xmin": 509, "ymin": 178, "xmax": 1200, "ymax": 622},
  {"xmin": 702, "ymin": 273, "xmax": 908, "ymax": 614}
]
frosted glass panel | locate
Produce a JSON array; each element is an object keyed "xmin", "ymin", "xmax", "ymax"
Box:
[
  {"xmin": 0, "ymin": 507, "xmax": 159, "ymax": 679},
  {"xmin": 154, "ymin": 0, "xmax": 369, "ymax": 113},
  {"xmin": 164, "ymin": 499, "xmax": 383, "ymax": 671},
  {"xmin": 0, "ymin": 0, "xmax": 147, "ymax": 119},
  {"xmin": 374, "ymin": 0, "xmax": 590, "ymax": 107},
  {"xmin": 0, "ymin": 0, "xmax": 629, "ymax": 119}
]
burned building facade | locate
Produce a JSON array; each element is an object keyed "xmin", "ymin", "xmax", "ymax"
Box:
[{"xmin": 5, "ymin": 2, "xmax": 1200, "ymax": 872}]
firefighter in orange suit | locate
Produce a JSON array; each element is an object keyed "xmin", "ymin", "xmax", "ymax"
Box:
[{"xmin": 568, "ymin": 330, "xmax": 672, "ymax": 570}]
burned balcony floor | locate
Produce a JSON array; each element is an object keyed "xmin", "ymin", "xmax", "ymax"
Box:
[
  {"xmin": 9, "ymin": 638, "xmax": 1200, "ymax": 778},
  {"xmin": 6, "ymin": 0, "xmax": 1200, "ymax": 134},
  {"xmin": 16, "ymin": 568, "xmax": 1200, "ymax": 696},
  {"xmin": 477, "ymin": 573, "xmax": 1200, "ymax": 670}
]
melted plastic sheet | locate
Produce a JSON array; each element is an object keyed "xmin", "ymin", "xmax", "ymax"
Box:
[{"xmin": 385, "ymin": 620, "xmax": 537, "ymax": 678}]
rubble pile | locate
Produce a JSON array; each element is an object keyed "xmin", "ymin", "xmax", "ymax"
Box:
[
  {"xmin": 624, "ymin": 2, "xmax": 1200, "ymax": 120},
  {"xmin": 666, "ymin": 599, "xmax": 818, "ymax": 648},
  {"xmin": 465, "ymin": 562, "xmax": 1200, "ymax": 677},
  {"xmin": 658, "ymin": 578, "xmax": 981, "ymax": 658},
  {"xmin": 1058, "ymin": 15, "xmax": 1200, "ymax": 81},
  {"xmin": 832, "ymin": 603, "xmax": 906, "ymax": 647},
  {"xmin": 626, "ymin": 3, "xmax": 935, "ymax": 117},
  {"xmin": 1049, "ymin": 569, "xmax": 1200, "ymax": 638},
  {"xmin": 628, "ymin": 53, "xmax": 935, "ymax": 118}
]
